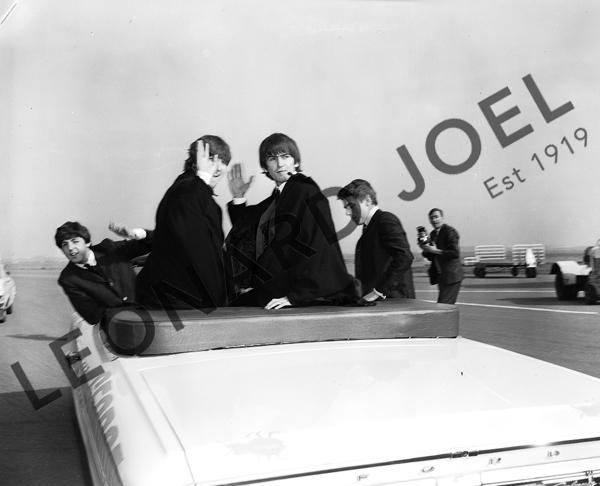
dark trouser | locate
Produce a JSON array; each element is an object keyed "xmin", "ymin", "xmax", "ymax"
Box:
[
  {"xmin": 437, "ymin": 281, "xmax": 462, "ymax": 304},
  {"xmin": 228, "ymin": 288, "xmax": 267, "ymax": 307}
]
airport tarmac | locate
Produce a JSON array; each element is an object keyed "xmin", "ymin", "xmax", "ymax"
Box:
[{"xmin": 1, "ymin": 268, "xmax": 599, "ymax": 485}]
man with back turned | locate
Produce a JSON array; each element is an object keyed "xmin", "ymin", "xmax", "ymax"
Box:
[{"xmin": 337, "ymin": 179, "xmax": 415, "ymax": 302}]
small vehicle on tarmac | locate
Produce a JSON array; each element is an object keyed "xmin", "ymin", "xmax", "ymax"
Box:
[
  {"xmin": 67, "ymin": 298, "xmax": 600, "ymax": 486},
  {"xmin": 465, "ymin": 245, "xmax": 543, "ymax": 278},
  {"xmin": 550, "ymin": 242, "xmax": 600, "ymax": 303},
  {"xmin": 0, "ymin": 261, "xmax": 16, "ymax": 323}
]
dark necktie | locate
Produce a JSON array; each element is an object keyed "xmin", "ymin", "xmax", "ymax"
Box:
[{"xmin": 84, "ymin": 263, "xmax": 106, "ymax": 280}]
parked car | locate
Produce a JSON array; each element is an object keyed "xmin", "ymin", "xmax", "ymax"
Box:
[
  {"xmin": 550, "ymin": 242, "xmax": 600, "ymax": 303},
  {"xmin": 0, "ymin": 262, "xmax": 16, "ymax": 323},
  {"xmin": 68, "ymin": 301, "xmax": 600, "ymax": 486}
]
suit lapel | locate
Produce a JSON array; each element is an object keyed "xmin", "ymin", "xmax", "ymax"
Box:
[
  {"xmin": 256, "ymin": 191, "xmax": 280, "ymax": 258},
  {"xmin": 356, "ymin": 210, "xmax": 379, "ymax": 261},
  {"xmin": 361, "ymin": 209, "xmax": 380, "ymax": 240},
  {"xmin": 66, "ymin": 263, "xmax": 101, "ymax": 283},
  {"xmin": 68, "ymin": 250, "xmax": 108, "ymax": 283},
  {"xmin": 437, "ymin": 224, "xmax": 447, "ymax": 246}
]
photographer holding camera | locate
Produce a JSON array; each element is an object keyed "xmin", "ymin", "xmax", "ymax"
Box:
[{"xmin": 419, "ymin": 208, "xmax": 463, "ymax": 304}]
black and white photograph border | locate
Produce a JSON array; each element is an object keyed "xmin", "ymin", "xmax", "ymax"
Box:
[{"xmin": 2, "ymin": 1, "xmax": 600, "ymax": 485}]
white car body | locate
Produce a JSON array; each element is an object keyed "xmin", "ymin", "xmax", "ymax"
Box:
[
  {"xmin": 551, "ymin": 261, "xmax": 592, "ymax": 287},
  {"xmin": 0, "ymin": 262, "xmax": 16, "ymax": 322},
  {"xmin": 69, "ymin": 302, "xmax": 600, "ymax": 486}
]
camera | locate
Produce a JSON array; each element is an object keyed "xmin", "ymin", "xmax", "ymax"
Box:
[{"xmin": 416, "ymin": 226, "xmax": 430, "ymax": 246}]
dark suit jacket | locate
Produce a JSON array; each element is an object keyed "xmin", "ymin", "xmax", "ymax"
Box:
[
  {"xmin": 227, "ymin": 173, "xmax": 355, "ymax": 306},
  {"xmin": 58, "ymin": 235, "xmax": 153, "ymax": 324},
  {"xmin": 425, "ymin": 223, "xmax": 464, "ymax": 285},
  {"xmin": 136, "ymin": 171, "xmax": 228, "ymax": 309},
  {"xmin": 356, "ymin": 210, "xmax": 415, "ymax": 298}
]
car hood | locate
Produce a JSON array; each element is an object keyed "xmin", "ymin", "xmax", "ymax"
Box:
[{"xmin": 121, "ymin": 338, "xmax": 600, "ymax": 485}]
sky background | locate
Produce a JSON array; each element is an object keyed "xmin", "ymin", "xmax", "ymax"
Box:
[{"xmin": 1, "ymin": 0, "xmax": 599, "ymax": 263}]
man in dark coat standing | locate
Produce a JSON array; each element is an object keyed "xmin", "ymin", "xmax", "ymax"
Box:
[
  {"xmin": 226, "ymin": 133, "xmax": 357, "ymax": 309},
  {"xmin": 419, "ymin": 208, "xmax": 464, "ymax": 304},
  {"xmin": 337, "ymin": 179, "xmax": 415, "ymax": 302},
  {"xmin": 136, "ymin": 135, "xmax": 231, "ymax": 310},
  {"xmin": 56, "ymin": 221, "xmax": 153, "ymax": 324}
]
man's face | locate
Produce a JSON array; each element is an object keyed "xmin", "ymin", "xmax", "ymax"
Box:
[
  {"xmin": 342, "ymin": 197, "xmax": 369, "ymax": 225},
  {"xmin": 429, "ymin": 210, "xmax": 444, "ymax": 229},
  {"xmin": 265, "ymin": 153, "xmax": 296, "ymax": 186},
  {"xmin": 60, "ymin": 236, "xmax": 91, "ymax": 264},
  {"xmin": 196, "ymin": 141, "xmax": 227, "ymax": 188},
  {"xmin": 209, "ymin": 156, "xmax": 227, "ymax": 188}
]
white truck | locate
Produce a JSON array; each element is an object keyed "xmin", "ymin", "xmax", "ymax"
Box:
[{"xmin": 68, "ymin": 301, "xmax": 600, "ymax": 486}]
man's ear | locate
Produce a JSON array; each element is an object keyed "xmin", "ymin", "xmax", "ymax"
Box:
[
  {"xmin": 363, "ymin": 194, "xmax": 373, "ymax": 206},
  {"xmin": 86, "ymin": 242, "xmax": 91, "ymax": 248}
]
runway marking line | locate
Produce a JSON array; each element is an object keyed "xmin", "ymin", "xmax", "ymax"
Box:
[
  {"xmin": 419, "ymin": 290, "xmax": 555, "ymax": 293},
  {"xmin": 420, "ymin": 300, "xmax": 598, "ymax": 315}
]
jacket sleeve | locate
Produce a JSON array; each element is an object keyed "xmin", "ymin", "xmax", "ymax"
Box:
[
  {"xmin": 168, "ymin": 193, "xmax": 225, "ymax": 307},
  {"xmin": 284, "ymin": 186, "xmax": 351, "ymax": 305},
  {"xmin": 105, "ymin": 230, "xmax": 153, "ymax": 260},
  {"xmin": 227, "ymin": 201, "xmax": 247, "ymax": 227},
  {"xmin": 58, "ymin": 279, "xmax": 104, "ymax": 325},
  {"xmin": 227, "ymin": 200, "xmax": 267, "ymax": 227},
  {"xmin": 438, "ymin": 226, "xmax": 460, "ymax": 261},
  {"xmin": 375, "ymin": 213, "xmax": 414, "ymax": 295},
  {"xmin": 422, "ymin": 250, "xmax": 435, "ymax": 262},
  {"xmin": 421, "ymin": 231, "xmax": 437, "ymax": 261}
]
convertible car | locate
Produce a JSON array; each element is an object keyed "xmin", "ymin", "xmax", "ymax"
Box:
[
  {"xmin": 0, "ymin": 262, "xmax": 16, "ymax": 323},
  {"xmin": 68, "ymin": 301, "xmax": 600, "ymax": 486}
]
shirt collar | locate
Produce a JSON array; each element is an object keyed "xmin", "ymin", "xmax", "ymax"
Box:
[
  {"xmin": 363, "ymin": 206, "xmax": 379, "ymax": 228},
  {"xmin": 197, "ymin": 170, "xmax": 213, "ymax": 187},
  {"xmin": 76, "ymin": 250, "xmax": 97, "ymax": 269},
  {"xmin": 276, "ymin": 181, "xmax": 287, "ymax": 193}
]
